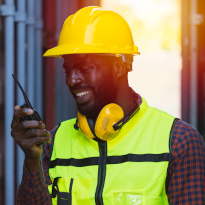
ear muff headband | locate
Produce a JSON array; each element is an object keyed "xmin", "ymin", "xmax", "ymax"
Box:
[{"xmin": 113, "ymin": 102, "xmax": 139, "ymax": 131}]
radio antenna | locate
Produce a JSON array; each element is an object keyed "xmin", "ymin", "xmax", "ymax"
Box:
[{"xmin": 12, "ymin": 74, "xmax": 33, "ymax": 109}]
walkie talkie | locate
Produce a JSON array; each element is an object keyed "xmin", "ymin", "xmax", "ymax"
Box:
[{"xmin": 12, "ymin": 74, "xmax": 42, "ymax": 122}]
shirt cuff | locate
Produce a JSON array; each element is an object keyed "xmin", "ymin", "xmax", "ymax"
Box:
[{"xmin": 20, "ymin": 161, "xmax": 46, "ymax": 192}]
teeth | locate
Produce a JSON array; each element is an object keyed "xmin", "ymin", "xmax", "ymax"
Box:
[{"xmin": 76, "ymin": 91, "xmax": 90, "ymax": 97}]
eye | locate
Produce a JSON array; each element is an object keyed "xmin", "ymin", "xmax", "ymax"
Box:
[
  {"xmin": 63, "ymin": 64, "xmax": 70, "ymax": 74},
  {"xmin": 79, "ymin": 65, "xmax": 92, "ymax": 72}
]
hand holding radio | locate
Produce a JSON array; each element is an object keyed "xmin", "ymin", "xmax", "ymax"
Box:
[{"xmin": 11, "ymin": 75, "xmax": 51, "ymax": 172}]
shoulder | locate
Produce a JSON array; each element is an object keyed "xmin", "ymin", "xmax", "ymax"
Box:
[
  {"xmin": 173, "ymin": 119, "xmax": 202, "ymax": 136},
  {"xmin": 172, "ymin": 120, "xmax": 204, "ymax": 152},
  {"xmin": 50, "ymin": 118, "xmax": 77, "ymax": 136},
  {"xmin": 50, "ymin": 124, "xmax": 61, "ymax": 137},
  {"xmin": 47, "ymin": 118, "xmax": 77, "ymax": 145},
  {"xmin": 170, "ymin": 119, "xmax": 205, "ymax": 166}
]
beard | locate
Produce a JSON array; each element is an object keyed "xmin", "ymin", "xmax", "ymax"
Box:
[{"xmin": 77, "ymin": 77, "xmax": 118, "ymax": 119}]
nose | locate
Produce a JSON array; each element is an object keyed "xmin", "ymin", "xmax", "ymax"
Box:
[{"xmin": 66, "ymin": 69, "xmax": 82, "ymax": 87}]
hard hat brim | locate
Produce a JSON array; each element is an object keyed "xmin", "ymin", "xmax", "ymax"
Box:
[{"xmin": 43, "ymin": 44, "xmax": 140, "ymax": 57}]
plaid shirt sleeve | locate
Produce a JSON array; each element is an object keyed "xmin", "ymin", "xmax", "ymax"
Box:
[
  {"xmin": 167, "ymin": 120, "xmax": 205, "ymax": 204},
  {"xmin": 16, "ymin": 125, "xmax": 59, "ymax": 205}
]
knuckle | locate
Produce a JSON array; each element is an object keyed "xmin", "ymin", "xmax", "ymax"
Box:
[
  {"xmin": 39, "ymin": 129, "xmax": 44, "ymax": 136},
  {"xmin": 22, "ymin": 108, "xmax": 27, "ymax": 114},
  {"xmin": 27, "ymin": 128, "xmax": 45, "ymax": 138},
  {"xmin": 32, "ymin": 136, "xmax": 40, "ymax": 145},
  {"xmin": 37, "ymin": 129, "xmax": 45, "ymax": 136},
  {"xmin": 30, "ymin": 129, "xmax": 36, "ymax": 136},
  {"xmin": 14, "ymin": 109, "xmax": 21, "ymax": 117},
  {"xmin": 21, "ymin": 121, "xmax": 27, "ymax": 128},
  {"xmin": 35, "ymin": 121, "xmax": 39, "ymax": 128}
]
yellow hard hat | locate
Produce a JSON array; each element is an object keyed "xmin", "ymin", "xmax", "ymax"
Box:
[{"xmin": 43, "ymin": 6, "xmax": 140, "ymax": 57}]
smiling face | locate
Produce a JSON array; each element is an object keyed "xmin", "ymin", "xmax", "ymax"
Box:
[{"xmin": 63, "ymin": 54, "xmax": 118, "ymax": 118}]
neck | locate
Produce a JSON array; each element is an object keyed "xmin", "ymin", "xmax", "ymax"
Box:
[{"xmin": 115, "ymin": 84, "xmax": 136, "ymax": 116}]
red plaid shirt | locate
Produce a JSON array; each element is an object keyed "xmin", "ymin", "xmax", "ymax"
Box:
[{"xmin": 17, "ymin": 95, "xmax": 205, "ymax": 204}]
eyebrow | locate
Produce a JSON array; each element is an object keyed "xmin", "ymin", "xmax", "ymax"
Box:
[
  {"xmin": 63, "ymin": 62, "xmax": 91, "ymax": 69},
  {"xmin": 75, "ymin": 62, "xmax": 85, "ymax": 68}
]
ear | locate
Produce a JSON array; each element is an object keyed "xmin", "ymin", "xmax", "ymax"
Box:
[{"xmin": 113, "ymin": 60, "xmax": 127, "ymax": 78}]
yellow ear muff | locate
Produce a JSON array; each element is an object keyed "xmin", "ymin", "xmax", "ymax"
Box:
[
  {"xmin": 77, "ymin": 112, "xmax": 95, "ymax": 139},
  {"xmin": 95, "ymin": 103, "xmax": 124, "ymax": 141},
  {"xmin": 76, "ymin": 102, "xmax": 139, "ymax": 141},
  {"xmin": 76, "ymin": 104, "xmax": 124, "ymax": 141}
]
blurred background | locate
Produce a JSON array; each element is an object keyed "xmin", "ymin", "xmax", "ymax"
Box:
[{"xmin": 0, "ymin": 0, "xmax": 205, "ymax": 204}]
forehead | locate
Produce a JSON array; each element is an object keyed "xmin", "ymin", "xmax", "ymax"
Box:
[
  {"xmin": 63, "ymin": 54, "xmax": 98, "ymax": 65},
  {"xmin": 62, "ymin": 54, "xmax": 115, "ymax": 67},
  {"xmin": 63, "ymin": 54, "xmax": 87, "ymax": 62}
]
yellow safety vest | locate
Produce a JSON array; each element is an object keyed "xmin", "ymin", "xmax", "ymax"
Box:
[{"xmin": 48, "ymin": 98, "xmax": 177, "ymax": 205}]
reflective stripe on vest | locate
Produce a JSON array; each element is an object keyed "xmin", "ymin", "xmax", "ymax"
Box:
[{"xmin": 48, "ymin": 98, "xmax": 176, "ymax": 205}]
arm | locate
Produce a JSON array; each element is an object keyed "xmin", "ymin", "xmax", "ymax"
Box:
[
  {"xmin": 16, "ymin": 161, "xmax": 51, "ymax": 205},
  {"xmin": 11, "ymin": 105, "xmax": 56, "ymax": 204},
  {"xmin": 16, "ymin": 126, "xmax": 59, "ymax": 204},
  {"xmin": 167, "ymin": 120, "xmax": 205, "ymax": 204}
]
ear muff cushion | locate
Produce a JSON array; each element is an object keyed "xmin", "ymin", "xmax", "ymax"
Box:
[
  {"xmin": 77, "ymin": 112, "xmax": 95, "ymax": 139},
  {"xmin": 95, "ymin": 103, "xmax": 124, "ymax": 141}
]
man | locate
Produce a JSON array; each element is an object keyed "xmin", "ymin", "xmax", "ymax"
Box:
[{"xmin": 11, "ymin": 6, "xmax": 204, "ymax": 205}]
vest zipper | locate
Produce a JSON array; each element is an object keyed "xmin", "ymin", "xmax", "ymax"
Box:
[{"xmin": 95, "ymin": 140, "xmax": 107, "ymax": 205}]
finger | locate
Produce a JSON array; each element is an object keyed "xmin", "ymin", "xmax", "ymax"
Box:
[
  {"xmin": 20, "ymin": 120, "xmax": 45, "ymax": 131},
  {"xmin": 14, "ymin": 105, "xmax": 21, "ymax": 111},
  {"xmin": 11, "ymin": 105, "xmax": 21, "ymax": 128},
  {"xmin": 30, "ymin": 136, "xmax": 51, "ymax": 146},
  {"xmin": 13, "ymin": 128, "xmax": 50, "ymax": 146},
  {"xmin": 18, "ymin": 136, "xmax": 51, "ymax": 157},
  {"xmin": 15, "ymin": 107, "xmax": 34, "ymax": 119},
  {"xmin": 11, "ymin": 106, "xmax": 34, "ymax": 128},
  {"xmin": 21, "ymin": 136, "xmax": 51, "ymax": 150},
  {"xmin": 24, "ymin": 128, "xmax": 50, "ymax": 140},
  {"xmin": 12, "ymin": 120, "xmax": 45, "ymax": 135}
]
